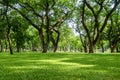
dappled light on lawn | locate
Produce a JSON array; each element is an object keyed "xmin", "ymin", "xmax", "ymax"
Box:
[
  {"xmin": 8, "ymin": 66, "xmax": 46, "ymax": 69},
  {"xmin": 7, "ymin": 57, "xmax": 95, "ymax": 73},
  {"xmin": 0, "ymin": 53, "xmax": 120, "ymax": 80}
]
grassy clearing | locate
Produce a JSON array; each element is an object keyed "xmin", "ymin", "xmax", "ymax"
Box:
[{"xmin": 0, "ymin": 52, "xmax": 120, "ymax": 80}]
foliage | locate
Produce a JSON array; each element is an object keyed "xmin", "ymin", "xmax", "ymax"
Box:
[{"xmin": 0, "ymin": 0, "xmax": 120, "ymax": 53}]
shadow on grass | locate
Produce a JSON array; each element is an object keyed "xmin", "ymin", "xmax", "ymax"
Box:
[{"xmin": 0, "ymin": 54, "xmax": 120, "ymax": 80}]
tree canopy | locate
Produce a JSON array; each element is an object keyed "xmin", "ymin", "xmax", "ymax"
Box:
[{"xmin": 0, "ymin": 0, "xmax": 120, "ymax": 54}]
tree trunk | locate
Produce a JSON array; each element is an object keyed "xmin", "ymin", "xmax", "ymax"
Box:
[
  {"xmin": 110, "ymin": 44, "xmax": 116, "ymax": 53},
  {"xmin": 4, "ymin": 3, "xmax": 13, "ymax": 54},
  {"xmin": 100, "ymin": 43, "xmax": 104, "ymax": 53},
  {"xmin": 42, "ymin": 44, "xmax": 48, "ymax": 53},
  {"xmin": 7, "ymin": 32, "xmax": 13, "ymax": 55},
  {"xmin": 116, "ymin": 47, "xmax": 120, "ymax": 52},
  {"xmin": 16, "ymin": 42, "xmax": 20, "ymax": 52},
  {"xmin": 80, "ymin": 36, "xmax": 88, "ymax": 53},
  {"xmin": 89, "ymin": 48, "xmax": 94, "ymax": 53},
  {"xmin": 116, "ymin": 47, "xmax": 119, "ymax": 52},
  {"xmin": 39, "ymin": 29, "xmax": 49, "ymax": 53},
  {"xmin": 101, "ymin": 45, "xmax": 104, "ymax": 53},
  {"xmin": 52, "ymin": 30, "xmax": 60, "ymax": 52},
  {"xmin": 5, "ymin": 39, "xmax": 8, "ymax": 52},
  {"xmin": 17, "ymin": 45, "xmax": 20, "ymax": 52},
  {"xmin": 0, "ymin": 40, "xmax": 3, "ymax": 52},
  {"xmin": 17, "ymin": 47, "xmax": 20, "ymax": 52},
  {"xmin": 7, "ymin": 25, "xmax": 13, "ymax": 55},
  {"xmin": 83, "ymin": 46, "xmax": 88, "ymax": 53},
  {"xmin": 89, "ymin": 43, "xmax": 94, "ymax": 53},
  {"xmin": 5, "ymin": 15, "xmax": 13, "ymax": 55},
  {"xmin": 53, "ymin": 44, "xmax": 58, "ymax": 52},
  {"xmin": 110, "ymin": 38, "xmax": 120, "ymax": 53},
  {"xmin": 110, "ymin": 45, "xmax": 115, "ymax": 53}
]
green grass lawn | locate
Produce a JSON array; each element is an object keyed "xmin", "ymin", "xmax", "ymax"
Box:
[{"xmin": 0, "ymin": 52, "xmax": 120, "ymax": 80}]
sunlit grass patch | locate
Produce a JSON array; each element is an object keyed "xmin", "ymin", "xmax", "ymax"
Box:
[{"xmin": 0, "ymin": 53, "xmax": 120, "ymax": 80}]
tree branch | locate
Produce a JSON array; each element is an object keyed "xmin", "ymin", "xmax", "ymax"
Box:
[
  {"xmin": 9, "ymin": 4, "xmax": 40, "ymax": 30},
  {"xmin": 50, "ymin": 0, "xmax": 55, "ymax": 9},
  {"xmin": 97, "ymin": 1, "xmax": 104, "ymax": 15},
  {"xmin": 100, "ymin": 0, "xmax": 120, "ymax": 33},
  {"xmin": 23, "ymin": 3, "xmax": 43, "ymax": 19},
  {"xmin": 51, "ymin": 11, "xmax": 69, "ymax": 29},
  {"xmin": 85, "ymin": 0, "xmax": 96, "ymax": 17}
]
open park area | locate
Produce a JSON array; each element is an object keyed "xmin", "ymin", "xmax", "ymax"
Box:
[
  {"xmin": 0, "ymin": 52, "xmax": 120, "ymax": 80},
  {"xmin": 0, "ymin": 0, "xmax": 120, "ymax": 80}
]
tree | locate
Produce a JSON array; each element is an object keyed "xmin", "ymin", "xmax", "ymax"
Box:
[
  {"xmin": 11, "ymin": 12, "xmax": 28, "ymax": 52},
  {"xmin": 106, "ymin": 9, "xmax": 120, "ymax": 53},
  {"xmin": 80, "ymin": 0, "xmax": 120, "ymax": 53},
  {"xmin": 71, "ymin": 8, "xmax": 89, "ymax": 53},
  {"xmin": 0, "ymin": 19, "xmax": 6, "ymax": 52},
  {"xmin": 0, "ymin": 0, "xmax": 14, "ymax": 54},
  {"xmin": 25, "ymin": 26, "xmax": 40, "ymax": 51},
  {"xmin": 1, "ymin": 0, "xmax": 74, "ymax": 53}
]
